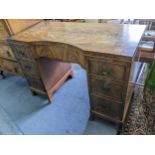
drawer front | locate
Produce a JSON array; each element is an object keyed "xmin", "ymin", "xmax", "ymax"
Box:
[
  {"xmin": 27, "ymin": 77, "xmax": 45, "ymax": 92},
  {"xmin": 88, "ymin": 59, "xmax": 127, "ymax": 81},
  {"xmin": 0, "ymin": 20, "xmax": 9, "ymax": 39},
  {"xmin": 91, "ymin": 95, "xmax": 123, "ymax": 120},
  {"xmin": 19, "ymin": 60, "xmax": 39, "ymax": 77},
  {"xmin": 0, "ymin": 45, "xmax": 16, "ymax": 60},
  {"xmin": 0, "ymin": 58, "xmax": 22, "ymax": 75},
  {"xmin": 90, "ymin": 77, "xmax": 125, "ymax": 101},
  {"xmin": 11, "ymin": 44, "xmax": 34, "ymax": 61}
]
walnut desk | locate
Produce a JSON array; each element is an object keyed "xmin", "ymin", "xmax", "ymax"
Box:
[{"xmin": 8, "ymin": 21, "xmax": 146, "ymax": 131}]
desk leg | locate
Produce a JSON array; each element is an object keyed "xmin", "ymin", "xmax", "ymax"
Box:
[
  {"xmin": 89, "ymin": 112, "xmax": 95, "ymax": 121},
  {"xmin": 47, "ymin": 94, "xmax": 52, "ymax": 103},
  {"xmin": 0, "ymin": 71, "xmax": 6, "ymax": 79},
  {"xmin": 32, "ymin": 91, "xmax": 37, "ymax": 96},
  {"xmin": 117, "ymin": 123, "xmax": 123, "ymax": 135},
  {"xmin": 67, "ymin": 70, "xmax": 74, "ymax": 79}
]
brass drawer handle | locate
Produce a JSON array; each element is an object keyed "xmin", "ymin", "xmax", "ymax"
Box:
[
  {"xmin": 18, "ymin": 51, "xmax": 26, "ymax": 57},
  {"xmin": 6, "ymin": 51, "xmax": 11, "ymax": 57},
  {"xmin": 101, "ymin": 71, "xmax": 108, "ymax": 75},
  {"xmin": 25, "ymin": 65, "xmax": 31, "ymax": 71},
  {"xmin": 102, "ymin": 85, "xmax": 110, "ymax": 92},
  {"xmin": 101, "ymin": 68, "xmax": 111, "ymax": 76},
  {"xmin": 101, "ymin": 82, "xmax": 111, "ymax": 92},
  {"xmin": 14, "ymin": 67, "xmax": 18, "ymax": 73},
  {"xmin": 21, "ymin": 52, "xmax": 25, "ymax": 57}
]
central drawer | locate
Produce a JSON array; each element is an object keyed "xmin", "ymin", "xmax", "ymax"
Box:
[
  {"xmin": 90, "ymin": 77, "xmax": 126, "ymax": 101},
  {"xmin": 88, "ymin": 59, "xmax": 128, "ymax": 81},
  {"xmin": 0, "ymin": 45, "xmax": 16, "ymax": 60}
]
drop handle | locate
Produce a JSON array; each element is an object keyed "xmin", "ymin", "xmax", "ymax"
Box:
[
  {"xmin": 25, "ymin": 65, "xmax": 31, "ymax": 71},
  {"xmin": 101, "ymin": 68, "xmax": 111, "ymax": 76},
  {"xmin": 14, "ymin": 67, "xmax": 18, "ymax": 73},
  {"xmin": 6, "ymin": 51, "xmax": 11, "ymax": 57},
  {"xmin": 19, "ymin": 51, "xmax": 26, "ymax": 57},
  {"xmin": 101, "ymin": 83, "xmax": 110, "ymax": 92}
]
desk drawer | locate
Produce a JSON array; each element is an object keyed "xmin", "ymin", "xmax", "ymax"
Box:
[
  {"xmin": 0, "ymin": 58, "xmax": 22, "ymax": 75},
  {"xmin": 20, "ymin": 60, "xmax": 39, "ymax": 77},
  {"xmin": 90, "ymin": 77, "xmax": 125, "ymax": 101},
  {"xmin": 12, "ymin": 44, "xmax": 34, "ymax": 61},
  {"xmin": 27, "ymin": 77, "xmax": 45, "ymax": 92},
  {"xmin": 88, "ymin": 59, "xmax": 127, "ymax": 81},
  {"xmin": 0, "ymin": 45, "xmax": 16, "ymax": 60},
  {"xmin": 91, "ymin": 95, "xmax": 123, "ymax": 120}
]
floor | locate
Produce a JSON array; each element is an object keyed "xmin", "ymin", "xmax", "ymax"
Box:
[
  {"xmin": 85, "ymin": 119, "xmax": 117, "ymax": 135},
  {"xmin": 0, "ymin": 64, "xmax": 117, "ymax": 135}
]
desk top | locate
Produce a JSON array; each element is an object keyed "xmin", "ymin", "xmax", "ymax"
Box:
[{"xmin": 10, "ymin": 21, "xmax": 146, "ymax": 58}]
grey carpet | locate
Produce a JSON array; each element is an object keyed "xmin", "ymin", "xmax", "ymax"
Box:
[
  {"xmin": 85, "ymin": 119, "xmax": 117, "ymax": 135},
  {"xmin": 0, "ymin": 64, "xmax": 117, "ymax": 135},
  {"xmin": 0, "ymin": 105, "xmax": 22, "ymax": 135}
]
